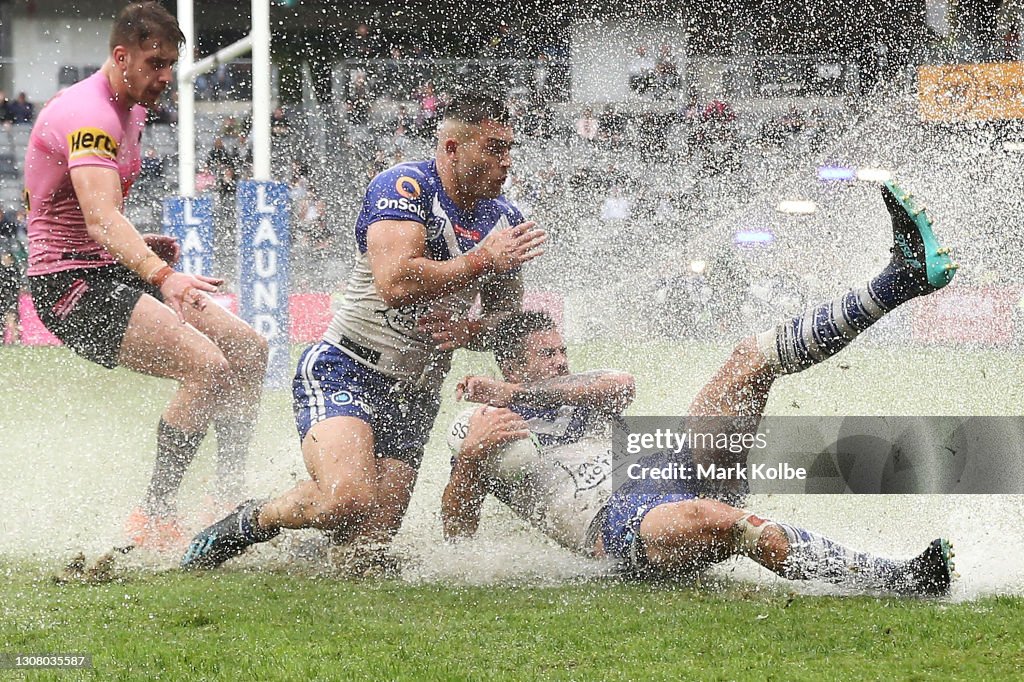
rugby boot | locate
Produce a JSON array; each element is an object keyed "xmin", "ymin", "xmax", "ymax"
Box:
[
  {"xmin": 180, "ymin": 499, "xmax": 278, "ymax": 570},
  {"xmin": 124, "ymin": 506, "xmax": 186, "ymax": 553},
  {"xmin": 879, "ymin": 181, "xmax": 958, "ymax": 299},
  {"xmin": 884, "ymin": 539, "xmax": 955, "ymax": 596}
]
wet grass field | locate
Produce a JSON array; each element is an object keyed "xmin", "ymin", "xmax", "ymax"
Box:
[{"xmin": 1, "ymin": 341, "xmax": 1022, "ymax": 679}]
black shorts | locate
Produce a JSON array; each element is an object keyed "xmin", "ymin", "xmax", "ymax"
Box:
[{"xmin": 28, "ymin": 265, "xmax": 162, "ymax": 368}]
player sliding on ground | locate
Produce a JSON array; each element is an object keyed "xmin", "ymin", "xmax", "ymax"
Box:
[{"xmin": 443, "ymin": 182, "xmax": 957, "ymax": 595}]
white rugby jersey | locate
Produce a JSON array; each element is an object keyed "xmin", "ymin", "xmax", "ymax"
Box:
[{"xmin": 447, "ymin": 403, "xmax": 614, "ymax": 553}]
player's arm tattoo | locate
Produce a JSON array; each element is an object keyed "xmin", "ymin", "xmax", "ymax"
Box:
[{"xmin": 511, "ymin": 370, "xmax": 636, "ymax": 413}]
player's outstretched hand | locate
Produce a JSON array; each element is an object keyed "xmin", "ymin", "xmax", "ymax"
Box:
[
  {"xmin": 477, "ymin": 221, "xmax": 547, "ymax": 274},
  {"xmin": 160, "ymin": 271, "xmax": 224, "ymax": 323},
  {"xmin": 461, "ymin": 406, "xmax": 530, "ymax": 462},
  {"xmin": 143, "ymin": 234, "xmax": 181, "ymax": 267},
  {"xmin": 457, "ymin": 375, "xmax": 518, "ymax": 406}
]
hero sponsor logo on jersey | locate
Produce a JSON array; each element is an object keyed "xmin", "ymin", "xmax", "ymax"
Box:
[
  {"xmin": 374, "ymin": 174, "xmax": 427, "ymax": 220},
  {"xmin": 67, "ymin": 127, "xmax": 119, "ymax": 161},
  {"xmin": 395, "ymin": 175, "xmax": 422, "ymax": 199},
  {"xmin": 375, "ymin": 196, "xmax": 427, "ymax": 221}
]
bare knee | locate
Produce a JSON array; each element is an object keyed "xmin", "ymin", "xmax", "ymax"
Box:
[
  {"xmin": 182, "ymin": 349, "xmax": 233, "ymax": 395},
  {"xmin": 220, "ymin": 328, "xmax": 269, "ymax": 378},
  {"xmin": 235, "ymin": 330, "xmax": 268, "ymax": 375}
]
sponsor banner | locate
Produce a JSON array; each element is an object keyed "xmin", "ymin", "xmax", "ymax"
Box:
[
  {"xmin": 615, "ymin": 416, "xmax": 1024, "ymax": 494},
  {"xmin": 237, "ymin": 180, "xmax": 291, "ymax": 388},
  {"xmin": 912, "ymin": 286, "xmax": 1019, "ymax": 346},
  {"xmin": 918, "ymin": 62, "xmax": 1024, "ymax": 122},
  {"xmin": 162, "ymin": 196, "xmax": 214, "ymax": 276}
]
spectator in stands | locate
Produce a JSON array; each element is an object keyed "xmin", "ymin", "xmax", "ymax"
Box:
[
  {"xmin": 137, "ymin": 148, "xmax": 166, "ymax": 188},
  {"xmin": 652, "ymin": 44, "xmax": 681, "ymax": 99},
  {"xmin": 600, "ymin": 185, "xmax": 633, "ymax": 223},
  {"xmin": 382, "ymin": 46, "xmax": 406, "ymax": 98},
  {"xmin": 346, "ymin": 71, "xmax": 372, "ymax": 127},
  {"xmin": 212, "ymin": 63, "xmax": 233, "ymax": 100},
  {"xmin": 0, "ymin": 208, "xmax": 26, "ymax": 344},
  {"xmin": 575, "ymin": 107, "xmax": 599, "ymax": 143},
  {"xmin": 350, "ymin": 23, "xmax": 380, "ymax": 59},
  {"xmin": 7, "ymin": 92, "xmax": 33, "ymax": 124},
  {"xmin": 270, "ymin": 106, "xmax": 290, "ymax": 137},
  {"xmin": 207, "ymin": 136, "xmax": 239, "ymax": 177},
  {"xmin": 483, "ymin": 22, "xmax": 516, "ymax": 59},
  {"xmin": 524, "ymin": 92, "xmax": 554, "ymax": 139},
  {"xmin": 598, "ymin": 104, "xmax": 627, "ymax": 147},
  {"xmin": 392, "ymin": 104, "xmax": 414, "ymax": 134},
  {"xmin": 777, "ymin": 105, "xmax": 806, "ymax": 140},
  {"xmin": 628, "ymin": 46, "xmax": 655, "ymax": 95},
  {"xmin": 413, "ymin": 80, "xmax": 441, "ymax": 137},
  {"xmin": 234, "ymin": 134, "xmax": 254, "ymax": 175},
  {"xmin": 220, "ymin": 115, "xmax": 244, "ymax": 141},
  {"xmin": 533, "ymin": 52, "xmax": 552, "ymax": 101},
  {"xmin": 0, "ymin": 91, "xmax": 10, "ymax": 125}
]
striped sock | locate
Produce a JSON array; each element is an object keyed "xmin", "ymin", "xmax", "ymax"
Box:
[
  {"xmin": 773, "ymin": 522, "xmax": 902, "ymax": 589},
  {"xmin": 757, "ymin": 266, "xmax": 914, "ymax": 375}
]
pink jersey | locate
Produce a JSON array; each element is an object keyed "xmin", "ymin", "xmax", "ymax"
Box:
[{"xmin": 24, "ymin": 70, "xmax": 146, "ymax": 275}]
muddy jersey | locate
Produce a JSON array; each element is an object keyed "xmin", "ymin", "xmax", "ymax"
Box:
[
  {"xmin": 447, "ymin": 403, "xmax": 614, "ymax": 553},
  {"xmin": 323, "ymin": 160, "xmax": 524, "ymax": 385},
  {"xmin": 24, "ymin": 71, "xmax": 146, "ymax": 276}
]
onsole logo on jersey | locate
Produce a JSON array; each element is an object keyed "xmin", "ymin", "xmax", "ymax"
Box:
[
  {"xmin": 376, "ymin": 196, "xmax": 427, "ymax": 221},
  {"xmin": 68, "ymin": 127, "xmax": 119, "ymax": 161},
  {"xmin": 395, "ymin": 176, "xmax": 422, "ymax": 199}
]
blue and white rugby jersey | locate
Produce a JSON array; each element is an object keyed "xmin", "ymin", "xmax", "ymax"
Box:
[
  {"xmin": 447, "ymin": 402, "xmax": 614, "ymax": 553},
  {"xmin": 324, "ymin": 159, "xmax": 524, "ymax": 385}
]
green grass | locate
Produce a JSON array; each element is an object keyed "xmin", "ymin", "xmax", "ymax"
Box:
[
  {"xmin": 3, "ymin": 566, "xmax": 1024, "ymax": 680},
  {"xmin": 1, "ymin": 341, "xmax": 1022, "ymax": 680}
]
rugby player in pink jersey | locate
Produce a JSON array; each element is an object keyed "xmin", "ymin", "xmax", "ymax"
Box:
[{"xmin": 24, "ymin": 2, "xmax": 267, "ymax": 552}]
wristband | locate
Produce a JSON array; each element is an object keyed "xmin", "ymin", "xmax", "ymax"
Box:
[
  {"xmin": 464, "ymin": 249, "xmax": 495, "ymax": 278},
  {"xmin": 149, "ymin": 265, "xmax": 174, "ymax": 288}
]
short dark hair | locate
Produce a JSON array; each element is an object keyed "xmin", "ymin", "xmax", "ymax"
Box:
[
  {"xmin": 110, "ymin": 2, "xmax": 185, "ymax": 52},
  {"xmin": 442, "ymin": 90, "xmax": 511, "ymax": 127},
  {"xmin": 492, "ymin": 311, "xmax": 557, "ymax": 370}
]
